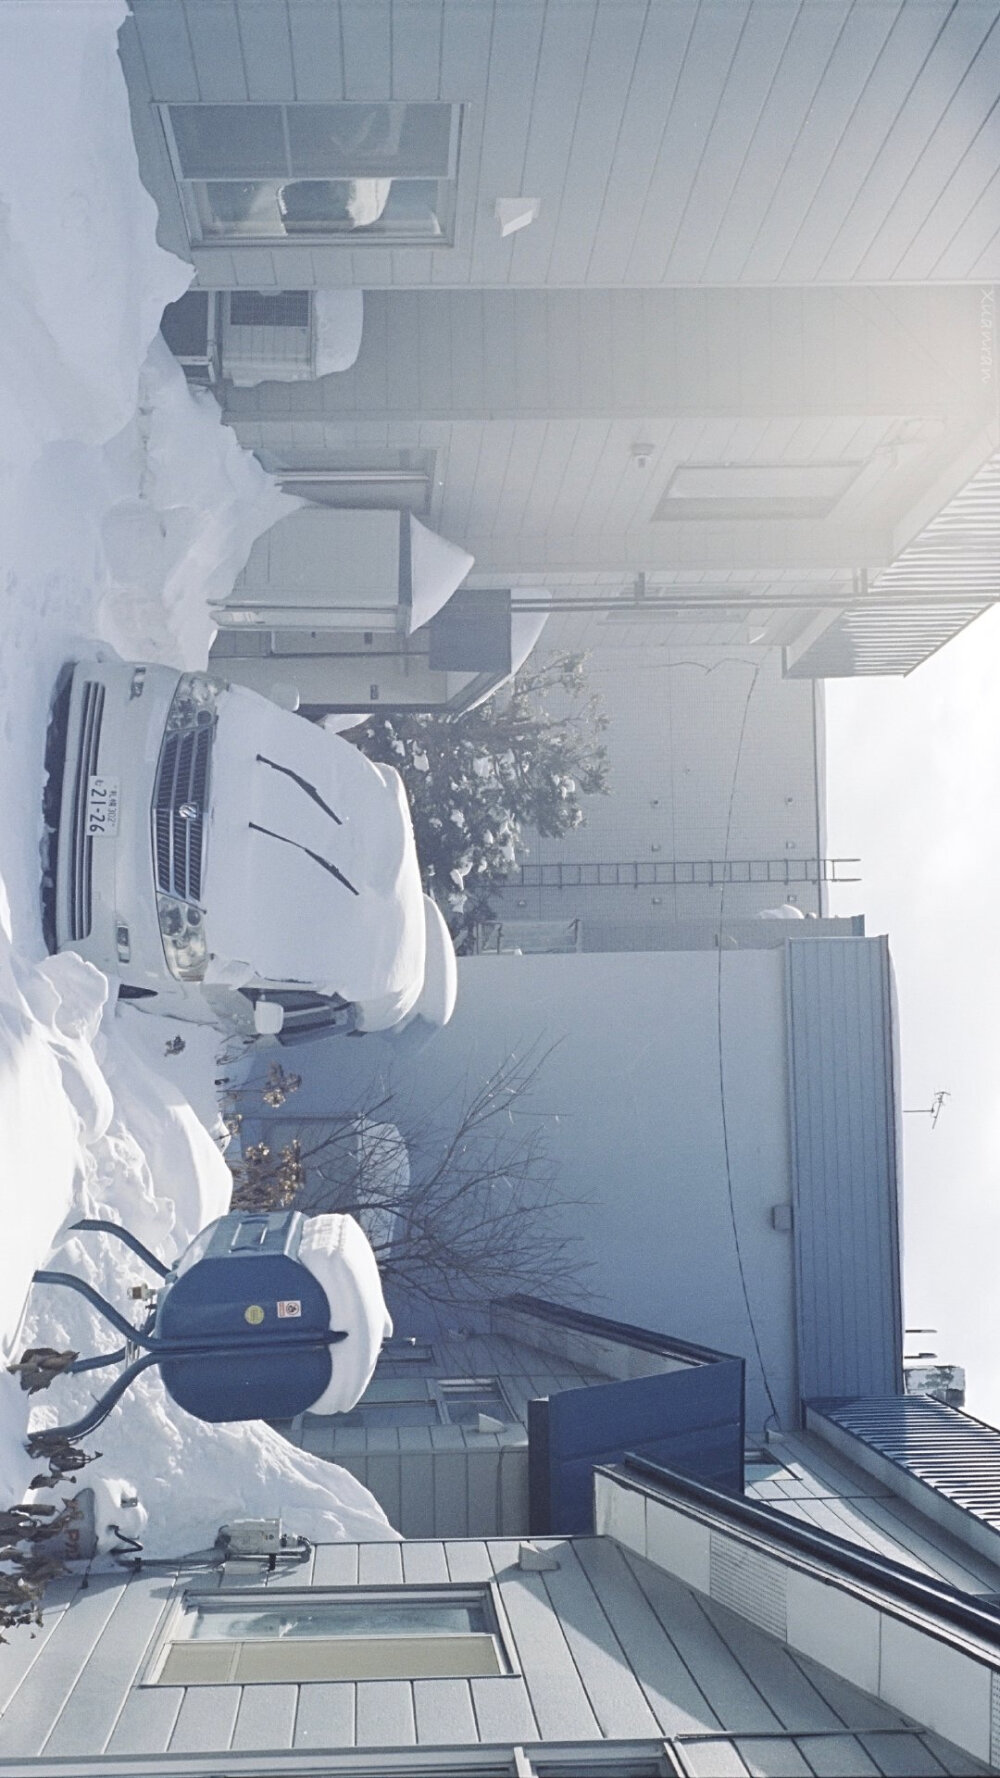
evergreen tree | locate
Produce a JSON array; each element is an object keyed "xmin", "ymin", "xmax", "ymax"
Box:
[{"xmin": 353, "ymin": 655, "xmax": 609, "ymax": 946}]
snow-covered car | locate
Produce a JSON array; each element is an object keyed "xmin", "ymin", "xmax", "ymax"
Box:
[{"xmin": 47, "ymin": 660, "xmax": 457, "ymax": 1044}]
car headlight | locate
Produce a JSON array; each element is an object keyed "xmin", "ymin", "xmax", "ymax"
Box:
[
  {"xmin": 164, "ymin": 671, "xmax": 226, "ymax": 737},
  {"xmin": 157, "ymin": 895, "xmax": 208, "ymax": 981}
]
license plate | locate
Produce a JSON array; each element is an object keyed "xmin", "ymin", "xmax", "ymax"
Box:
[{"xmin": 86, "ymin": 776, "xmax": 119, "ymax": 837}]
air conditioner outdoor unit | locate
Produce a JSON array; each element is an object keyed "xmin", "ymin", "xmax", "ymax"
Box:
[
  {"xmin": 160, "ymin": 290, "xmax": 220, "ymax": 386},
  {"xmin": 220, "ymin": 289, "xmax": 364, "ymax": 387}
]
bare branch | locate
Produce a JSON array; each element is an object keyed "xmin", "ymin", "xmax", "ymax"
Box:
[{"xmin": 228, "ymin": 1045, "xmax": 590, "ymax": 1312}]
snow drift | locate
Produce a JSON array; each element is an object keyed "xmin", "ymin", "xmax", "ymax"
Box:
[{"xmin": 0, "ymin": 1, "xmax": 397, "ymax": 1552}]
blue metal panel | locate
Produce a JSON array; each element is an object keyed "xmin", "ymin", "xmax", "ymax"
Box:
[
  {"xmin": 155, "ymin": 1211, "xmax": 333, "ymax": 1421},
  {"xmin": 530, "ymin": 1356, "xmax": 745, "ymax": 1535},
  {"xmin": 786, "ymin": 937, "xmax": 903, "ymax": 1406},
  {"xmin": 814, "ymin": 1395, "xmax": 1000, "ymax": 1536}
]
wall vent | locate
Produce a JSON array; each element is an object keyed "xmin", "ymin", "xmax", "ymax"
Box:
[
  {"xmin": 222, "ymin": 291, "xmax": 312, "ymax": 384},
  {"xmin": 709, "ymin": 1533, "xmax": 787, "ymax": 1641},
  {"xmin": 988, "ymin": 1667, "xmax": 1000, "ymax": 1767},
  {"xmin": 228, "ymin": 291, "xmax": 311, "ymax": 328}
]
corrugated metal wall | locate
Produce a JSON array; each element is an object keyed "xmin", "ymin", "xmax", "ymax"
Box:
[{"xmin": 785, "ymin": 936, "xmax": 904, "ymax": 1404}]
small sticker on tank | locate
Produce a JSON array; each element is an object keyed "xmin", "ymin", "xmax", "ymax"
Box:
[
  {"xmin": 244, "ymin": 1304, "xmax": 265, "ymax": 1325},
  {"xmin": 277, "ymin": 1299, "xmax": 302, "ymax": 1318}
]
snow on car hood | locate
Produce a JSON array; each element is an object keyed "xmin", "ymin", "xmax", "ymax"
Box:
[
  {"xmin": 203, "ymin": 686, "xmax": 425, "ymax": 1025},
  {"xmin": 356, "ymin": 894, "xmax": 457, "ymax": 1034}
]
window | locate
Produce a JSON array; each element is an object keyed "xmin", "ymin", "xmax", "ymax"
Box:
[
  {"xmin": 439, "ymin": 1377, "xmax": 512, "ymax": 1426},
  {"xmin": 744, "ymin": 1445, "xmax": 788, "ymax": 1484},
  {"xmin": 151, "ymin": 1586, "xmax": 509, "ymax": 1684},
  {"xmin": 378, "ymin": 1336, "xmax": 436, "ymax": 1373},
  {"xmin": 336, "ymin": 1374, "xmax": 440, "ymax": 1428},
  {"xmin": 273, "ymin": 461, "xmax": 433, "ymax": 515},
  {"xmin": 164, "ymin": 103, "xmax": 460, "ymax": 245},
  {"xmin": 654, "ymin": 461, "xmax": 861, "ymax": 520},
  {"xmin": 334, "ymin": 1375, "xmax": 513, "ymax": 1429}
]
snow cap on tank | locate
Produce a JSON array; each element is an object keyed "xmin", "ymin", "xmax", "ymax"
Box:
[{"xmin": 297, "ymin": 1213, "xmax": 393, "ymax": 1414}]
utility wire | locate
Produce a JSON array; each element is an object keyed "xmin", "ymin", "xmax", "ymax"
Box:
[{"xmin": 713, "ymin": 661, "xmax": 781, "ymax": 1427}]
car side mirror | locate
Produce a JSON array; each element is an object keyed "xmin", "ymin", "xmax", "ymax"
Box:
[{"xmin": 253, "ymin": 999, "xmax": 285, "ymax": 1036}]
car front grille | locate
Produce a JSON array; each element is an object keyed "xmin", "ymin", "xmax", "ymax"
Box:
[
  {"xmin": 67, "ymin": 682, "xmax": 105, "ymax": 940},
  {"xmin": 153, "ymin": 725, "xmax": 211, "ymax": 902}
]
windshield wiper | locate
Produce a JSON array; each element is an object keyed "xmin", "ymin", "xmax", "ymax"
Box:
[
  {"xmin": 256, "ymin": 754, "xmax": 342, "ymax": 825},
  {"xmin": 249, "ymin": 822, "xmax": 359, "ymax": 897}
]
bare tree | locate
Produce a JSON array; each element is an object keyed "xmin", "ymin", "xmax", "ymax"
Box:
[{"xmin": 227, "ymin": 1048, "xmax": 591, "ymax": 1313}]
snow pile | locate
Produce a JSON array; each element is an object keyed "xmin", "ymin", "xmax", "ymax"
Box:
[
  {"xmin": 0, "ymin": 2, "xmax": 397, "ymax": 1553},
  {"xmin": 98, "ymin": 338, "xmax": 298, "ymax": 669},
  {"xmin": 299, "ymin": 1214, "xmax": 393, "ymax": 1414},
  {"xmin": 0, "ymin": 899, "xmax": 85, "ymax": 1373},
  {"xmin": 0, "ymin": 1, "xmax": 189, "ymax": 470},
  {"xmin": 0, "ymin": 1, "xmax": 297, "ymax": 681},
  {"xmin": 4, "ymin": 990, "xmax": 396, "ymax": 1550}
]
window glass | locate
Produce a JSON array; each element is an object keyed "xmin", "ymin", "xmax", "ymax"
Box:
[
  {"xmin": 363, "ymin": 1377, "xmax": 433, "ymax": 1403},
  {"xmin": 440, "ymin": 1378, "xmax": 510, "ymax": 1426},
  {"xmin": 339, "ymin": 1397, "xmax": 439, "ymax": 1428},
  {"xmin": 171, "ymin": 105, "xmax": 286, "ymax": 178},
  {"xmin": 168, "ymin": 103, "xmax": 458, "ymax": 246},
  {"xmin": 287, "ymin": 103, "xmax": 452, "ymax": 177},
  {"xmin": 744, "ymin": 1445, "xmax": 787, "ymax": 1483},
  {"xmin": 190, "ymin": 1597, "xmax": 488, "ymax": 1639},
  {"xmin": 193, "ymin": 178, "xmax": 447, "ymax": 242},
  {"xmin": 156, "ymin": 1587, "xmax": 507, "ymax": 1684}
]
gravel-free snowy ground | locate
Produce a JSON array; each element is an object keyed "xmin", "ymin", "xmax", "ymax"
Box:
[{"xmin": 0, "ymin": 1, "xmax": 396, "ymax": 1555}]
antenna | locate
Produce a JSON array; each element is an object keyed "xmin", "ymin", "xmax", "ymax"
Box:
[{"xmin": 903, "ymin": 1089, "xmax": 950, "ymax": 1128}]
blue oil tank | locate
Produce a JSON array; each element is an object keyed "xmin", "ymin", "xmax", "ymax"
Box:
[{"xmin": 153, "ymin": 1210, "xmax": 336, "ymax": 1423}]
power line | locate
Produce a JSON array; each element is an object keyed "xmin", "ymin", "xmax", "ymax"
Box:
[{"xmin": 712, "ymin": 660, "xmax": 781, "ymax": 1428}]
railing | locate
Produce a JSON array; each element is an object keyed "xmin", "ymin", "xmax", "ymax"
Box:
[{"xmin": 502, "ymin": 857, "xmax": 860, "ymax": 890}]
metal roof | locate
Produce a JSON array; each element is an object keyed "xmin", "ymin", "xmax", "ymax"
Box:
[
  {"xmin": 786, "ymin": 454, "xmax": 1000, "ymax": 677},
  {"xmin": 812, "ymin": 1394, "xmax": 1000, "ymax": 1542}
]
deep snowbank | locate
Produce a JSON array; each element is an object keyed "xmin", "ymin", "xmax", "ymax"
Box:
[
  {"xmin": 98, "ymin": 338, "xmax": 296, "ymax": 669},
  {"xmin": 0, "ymin": 0, "xmax": 189, "ymax": 468},
  {"xmin": 18, "ymin": 1043, "xmax": 396, "ymax": 1551},
  {"xmin": 0, "ymin": 4, "xmax": 395, "ymax": 1549}
]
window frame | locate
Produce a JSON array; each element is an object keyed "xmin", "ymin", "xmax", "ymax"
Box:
[
  {"xmin": 653, "ymin": 460, "xmax": 862, "ymax": 521},
  {"xmin": 380, "ymin": 1337, "xmax": 436, "ymax": 1363},
  {"xmin": 435, "ymin": 1375, "xmax": 516, "ymax": 1427},
  {"xmin": 331, "ymin": 1374, "xmax": 516, "ymax": 1431},
  {"xmin": 743, "ymin": 1445, "xmax": 789, "ymax": 1484},
  {"xmin": 159, "ymin": 102, "xmax": 462, "ymax": 249},
  {"xmin": 144, "ymin": 1582, "xmax": 517, "ymax": 1687}
]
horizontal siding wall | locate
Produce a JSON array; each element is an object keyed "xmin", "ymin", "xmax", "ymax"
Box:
[
  {"xmin": 221, "ymin": 284, "xmax": 987, "ymax": 585},
  {"xmin": 223, "ymin": 287, "xmax": 987, "ymax": 422},
  {"xmin": 2, "ymin": 1534, "xmax": 964, "ymax": 1759},
  {"xmin": 125, "ymin": 0, "xmax": 1000, "ymax": 286},
  {"xmin": 785, "ymin": 936, "xmax": 904, "ymax": 1404},
  {"xmin": 292, "ymin": 1330, "xmax": 600, "ymax": 1537}
]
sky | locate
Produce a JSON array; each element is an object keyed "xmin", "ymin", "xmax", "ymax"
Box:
[{"xmin": 826, "ymin": 602, "xmax": 1000, "ymax": 1428}]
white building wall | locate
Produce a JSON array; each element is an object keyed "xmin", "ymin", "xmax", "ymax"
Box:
[
  {"xmin": 125, "ymin": 0, "xmax": 1000, "ymax": 291},
  {"xmin": 493, "ymin": 645, "xmax": 828, "ymax": 923},
  {"xmin": 279, "ymin": 945, "xmax": 801, "ymax": 1428}
]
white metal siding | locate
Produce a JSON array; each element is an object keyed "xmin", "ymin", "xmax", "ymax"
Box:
[
  {"xmin": 4, "ymin": 1534, "xmax": 959, "ymax": 1759},
  {"xmin": 126, "ymin": 0, "xmax": 1000, "ymax": 286}
]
